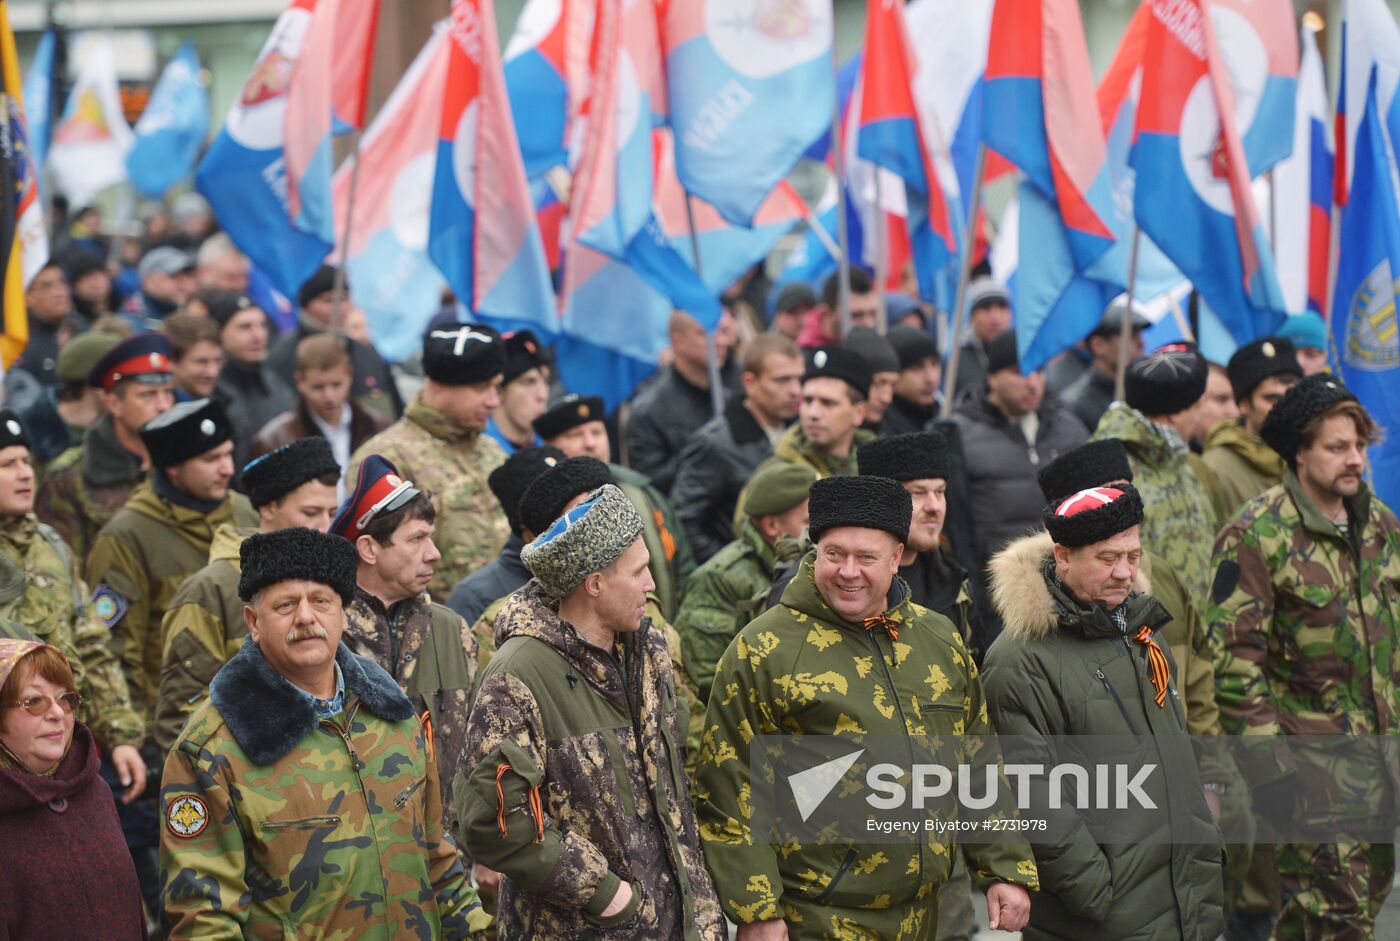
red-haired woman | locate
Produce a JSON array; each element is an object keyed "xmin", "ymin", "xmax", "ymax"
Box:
[{"xmin": 0, "ymin": 639, "xmax": 145, "ymax": 940}]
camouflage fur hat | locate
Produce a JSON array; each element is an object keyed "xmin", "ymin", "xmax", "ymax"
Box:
[{"xmin": 521, "ymin": 484, "xmax": 644, "ymax": 600}]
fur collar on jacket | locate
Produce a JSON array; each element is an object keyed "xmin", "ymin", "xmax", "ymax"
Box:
[
  {"xmin": 211, "ymin": 635, "xmax": 416, "ymax": 766},
  {"xmin": 988, "ymin": 531, "xmax": 1153, "ymax": 643}
]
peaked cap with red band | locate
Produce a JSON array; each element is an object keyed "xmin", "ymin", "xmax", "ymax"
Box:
[
  {"xmin": 1042, "ymin": 483, "xmax": 1145, "ymax": 548},
  {"xmin": 330, "ymin": 455, "xmax": 423, "ymax": 541},
  {"xmin": 87, "ymin": 333, "xmax": 173, "ymax": 391}
]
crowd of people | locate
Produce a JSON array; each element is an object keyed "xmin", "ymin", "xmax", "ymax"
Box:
[{"xmin": 0, "ymin": 198, "xmax": 1394, "ymax": 941}]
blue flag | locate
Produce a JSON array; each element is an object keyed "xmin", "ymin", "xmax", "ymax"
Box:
[
  {"xmin": 1331, "ymin": 70, "xmax": 1400, "ymax": 509},
  {"xmin": 21, "ymin": 29, "xmax": 54, "ymax": 177},
  {"xmin": 127, "ymin": 44, "xmax": 209, "ymax": 198}
]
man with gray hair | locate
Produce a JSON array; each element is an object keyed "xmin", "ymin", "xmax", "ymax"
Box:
[
  {"xmin": 194, "ymin": 233, "xmax": 251, "ymax": 294},
  {"xmin": 456, "ymin": 484, "xmax": 724, "ymax": 940}
]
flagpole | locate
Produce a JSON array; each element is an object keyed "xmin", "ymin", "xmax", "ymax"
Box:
[
  {"xmin": 801, "ymin": 199, "xmax": 843, "ymax": 263},
  {"xmin": 684, "ymin": 193, "xmax": 726, "ymax": 419},
  {"xmin": 830, "ymin": 18, "xmax": 852, "ymax": 340},
  {"xmin": 873, "ymin": 170, "xmax": 888, "ymax": 333},
  {"xmin": 939, "ymin": 143, "xmax": 986, "ymax": 417},
  {"xmin": 330, "ymin": 137, "xmax": 365, "ymax": 335},
  {"xmin": 1114, "ymin": 226, "xmax": 1142, "ymax": 402}
]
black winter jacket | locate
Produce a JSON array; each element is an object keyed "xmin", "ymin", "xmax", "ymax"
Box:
[
  {"xmin": 625, "ymin": 365, "xmax": 727, "ymax": 495},
  {"xmin": 670, "ymin": 397, "xmax": 777, "ymax": 562}
]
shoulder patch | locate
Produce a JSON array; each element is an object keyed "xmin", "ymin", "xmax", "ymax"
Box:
[
  {"xmin": 166, "ymin": 795, "xmax": 209, "ymax": 838},
  {"xmin": 92, "ymin": 585, "xmax": 129, "ymax": 629},
  {"xmin": 1211, "ymin": 560, "xmax": 1241, "ymax": 606}
]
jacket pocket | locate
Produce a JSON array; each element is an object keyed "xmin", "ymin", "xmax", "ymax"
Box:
[
  {"xmin": 602, "ymin": 729, "xmax": 639, "ymax": 819},
  {"xmin": 1092, "ymin": 666, "xmax": 1142, "ymax": 740},
  {"xmin": 811, "ymin": 847, "xmax": 858, "ymax": 903}
]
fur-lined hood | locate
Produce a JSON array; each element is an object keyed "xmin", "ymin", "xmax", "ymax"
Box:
[{"xmin": 988, "ymin": 531, "xmax": 1153, "ymax": 642}]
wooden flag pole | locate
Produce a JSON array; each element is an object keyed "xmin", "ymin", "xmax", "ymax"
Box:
[
  {"xmin": 939, "ymin": 143, "xmax": 987, "ymax": 416},
  {"xmin": 684, "ymin": 193, "xmax": 726, "ymax": 419},
  {"xmin": 830, "ymin": 19, "xmax": 853, "ymax": 340},
  {"xmin": 1114, "ymin": 226, "xmax": 1143, "ymax": 403},
  {"xmin": 330, "ymin": 137, "xmax": 365, "ymax": 335},
  {"xmin": 873, "ymin": 170, "xmax": 888, "ymax": 333}
]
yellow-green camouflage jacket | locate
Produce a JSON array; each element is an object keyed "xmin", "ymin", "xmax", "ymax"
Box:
[
  {"xmin": 35, "ymin": 414, "xmax": 148, "ymax": 565},
  {"xmin": 0, "ymin": 512, "xmax": 143, "ymax": 749},
  {"xmin": 1208, "ymin": 473, "xmax": 1400, "ymax": 822},
  {"xmin": 347, "ymin": 394, "xmax": 510, "ymax": 603},
  {"xmin": 455, "ymin": 580, "xmax": 724, "ymax": 940},
  {"xmin": 1201, "ymin": 418, "xmax": 1286, "ymax": 518},
  {"xmin": 154, "ymin": 524, "xmax": 253, "ymax": 754},
  {"xmin": 160, "ymin": 638, "xmax": 488, "ymax": 939},
  {"xmin": 695, "ymin": 552, "xmax": 1038, "ymax": 940},
  {"xmin": 85, "ymin": 483, "xmax": 257, "ymax": 738}
]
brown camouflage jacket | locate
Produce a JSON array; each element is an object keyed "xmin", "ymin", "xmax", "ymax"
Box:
[
  {"xmin": 36, "ymin": 414, "xmax": 148, "ymax": 565},
  {"xmin": 344, "ymin": 587, "xmax": 479, "ymax": 834},
  {"xmin": 455, "ymin": 580, "xmax": 724, "ymax": 940}
]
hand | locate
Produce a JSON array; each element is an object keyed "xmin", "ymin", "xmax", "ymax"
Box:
[
  {"xmin": 110, "ymin": 745, "xmax": 147, "ymax": 804},
  {"xmin": 1202, "ymin": 786, "xmax": 1222, "ymax": 824},
  {"xmin": 736, "ymin": 919, "xmax": 790, "ymax": 941},
  {"xmin": 985, "ymin": 882, "xmax": 1031, "ymax": 932},
  {"xmin": 600, "ymin": 880, "xmax": 633, "ymax": 918},
  {"xmin": 472, "ymin": 863, "xmax": 500, "ymax": 895}
]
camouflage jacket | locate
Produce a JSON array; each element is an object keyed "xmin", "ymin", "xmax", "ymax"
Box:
[
  {"xmin": 673, "ymin": 519, "xmax": 783, "ymax": 702},
  {"xmin": 36, "ymin": 414, "xmax": 148, "ymax": 565},
  {"xmin": 456, "ymin": 580, "xmax": 724, "ymax": 940},
  {"xmin": 344, "ymin": 587, "xmax": 479, "ymax": 834},
  {"xmin": 1093, "ymin": 403, "xmax": 1220, "ymax": 602},
  {"xmin": 612, "ymin": 462, "xmax": 696, "ymax": 622},
  {"xmin": 160, "ymin": 638, "xmax": 488, "ymax": 939},
  {"xmin": 347, "ymin": 395, "xmax": 510, "ymax": 603},
  {"xmin": 729, "ymin": 424, "xmax": 875, "ymax": 538},
  {"xmin": 154, "ymin": 524, "xmax": 252, "ymax": 754},
  {"xmin": 0, "ymin": 512, "xmax": 143, "ymax": 748},
  {"xmin": 1208, "ymin": 473, "xmax": 1400, "ymax": 818},
  {"xmin": 86, "ymin": 483, "xmax": 258, "ymax": 739},
  {"xmin": 982, "ymin": 532, "xmax": 1224, "ymax": 941},
  {"xmin": 695, "ymin": 553, "xmax": 1038, "ymax": 938},
  {"xmin": 1202, "ymin": 418, "xmax": 1286, "ymax": 518}
]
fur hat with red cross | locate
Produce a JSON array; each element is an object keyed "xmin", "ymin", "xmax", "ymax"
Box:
[
  {"xmin": 330, "ymin": 455, "xmax": 424, "ymax": 541},
  {"xmin": 1042, "ymin": 484, "xmax": 1145, "ymax": 548}
]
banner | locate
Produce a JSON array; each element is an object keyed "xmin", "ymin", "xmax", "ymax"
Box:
[
  {"xmin": 127, "ymin": 43, "xmax": 210, "ymax": 198},
  {"xmin": 48, "ymin": 33, "xmax": 132, "ymax": 206}
]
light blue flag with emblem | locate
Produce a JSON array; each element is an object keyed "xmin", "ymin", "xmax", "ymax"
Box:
[
  {"xmin": 21, "ymin": 28, "xmax": 54, "ymax": 178},
  {"xmin": 126, "ymin": 43, "xmax": 210, "ymax": 198}
]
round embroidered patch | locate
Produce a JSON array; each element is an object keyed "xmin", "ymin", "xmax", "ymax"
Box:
[
  {"xmin": 167, "ymin": 796, "xmax": 209, "ymax": 838},
  {"xmin": 94, "ymin": 595, "xmax": 117, "ymax": 621}
]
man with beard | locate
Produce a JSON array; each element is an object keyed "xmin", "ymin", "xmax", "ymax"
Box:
[{"xmin": 1209, "ymin": 375, "xmax": 1400, "ymax": 941}]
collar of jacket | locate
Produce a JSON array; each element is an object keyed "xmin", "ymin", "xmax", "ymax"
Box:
[
  {"xmin": 736, "ymin": 518, "xmax": 780, "ymax": 574},
  {"xmin": 153, "ymin": 467, "xmax": 223, "ymax": 514},
  {"xmin": 1283, "ymin": 468, "xmax": 1374, "ymax": 542},
  {"xmin": 772, "ymin": 424, "xmax": 873, "ymax": 477},
  {"xmin": 123, "ymin": 480, "xmax": 238, "ymax": 533},
  {"xmin": 726, "ymin": 395, "xmax": 771, "ymax": 446},
  {"xmin": 405, "ymin": 392, "xmax": 481, "ymax": 445},
  {"xmin": 987, "ymin": 531, "xmax": 1167, "ymax": 643},
  {"xmin": 219, "ymin": 356, "xmax": 271, "ymax": 392},
  {"xmin": 0, "ymin": 512, "xmax": 37, "ymax": 555},
  {"xmin": 495, "ymin": 580, "xmax": 649, "ymax": 704},
  {"xmin": 889, "ymin": 394, "xmax": 936, "ymax": 427},
  {"xmin": 1206, "ymin": 418, "xmax": 1286, "ymax": 478},
  {"xmin": 778, "ymin": 548, "xmax": 913, "ymax": 631},
  {"xmin": 209, "ymin": 524, "xmax": 253, "ymax": 567},
  {"xmin": 210, "ymin": 635, "xmax": 415, "ymax": 766},
  {"xmin": 80, "ymin": 414, "xmax": 145, "ymax": 488},
  {"xmin": 350, "ymin": 583, "xmax": 430, "ymax": 627}
]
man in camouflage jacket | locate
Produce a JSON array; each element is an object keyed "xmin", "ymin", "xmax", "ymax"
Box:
[
  {"xmin": 1201, "ymin": 336, "xmax": 1301, "ymax": 516},
  {"xmin": 697, "ymin": 476, "xmax": 1038, "ymax": 940},
  {"xmin": 37, "ymin": 333, "xmax": 177, "ymax": 564},
  {"xmin": 154, "ymin": 438, "xmax": 341, "ymax": 752},
  {"xmin": 160, "ymin": 528, "xmax": 487, "ymax": 939},
  {"xmin": 1208, "ymin": 375, "xmax": 1400, "ymax": 941},
  {"xmin": 456, "ymin": 484, "xmax": 724, "ymax": 940},
  {"xmin": 347, "ymin": 325, "xmax": 511, "ymax": 602},
  {"xmin": 1091, "ymin": 344, "xmax": 1221, "ymax": 601},
  {"xmin": 674, "ymin": 461, "xmax": 813, "ymax": 703}
]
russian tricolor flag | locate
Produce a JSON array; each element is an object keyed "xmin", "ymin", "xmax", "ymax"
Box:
[{"xmin": 428, "ymin": 0, "xmax": 556, "ymax": 338}]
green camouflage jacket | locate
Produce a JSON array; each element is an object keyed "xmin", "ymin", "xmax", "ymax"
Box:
[
  {"xmin": 1208, "ymin": 473, "xmax": 1400, "ymax": 820},
  {"xmin": 729, "ymin": 425, "xmax": 875, "ymax": 538},
  {"xmin": 36, "ymin": 414, "xmax": 148, "ymax": 565},
  {"xmin": 673, "ymin": 519, "xmax": 783, "ymax": 703},
  {"xmin": 1202, "ymin": 418, "xmax": 1286, "ymax": 518},
  {"xmin": 347, "ymin": 395, "xmax": 510, "ymax": 603},
  {"xmin": 611, "ymin": 462, "xmax": 696, "ymax": 622},
  {"xmin": 154, "ymin": 524, "xmax": 252, "ymax": 754},
  {"xmin": 1093, "ymin": 403, "xmax": 1220, "ymax": 602},
  {"xmin": 160, "ymin": 638, "xmax": 488, "ymax": 939},
  {"xmin": 455, "ymin": 580, "xmax": 724, "ymax": 940},
  {"xmin": 344, "ymin": 586, "xmax": 479, "ymax": 836},
  {"xmin": 0, "ymin": 512, "xmax": 143, "ymax": 749},
  {"xmin": 695, "ymin": 552, "xmax": 1038, "ymax": 939},
  {"xmin": 85, "ymin": 483, "xmax": 258, "ymax": 739}
]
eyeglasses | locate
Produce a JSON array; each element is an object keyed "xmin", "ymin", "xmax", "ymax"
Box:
[{"xmin": 10, "ymin": 692, "xmax": 82, "ymax": 717}]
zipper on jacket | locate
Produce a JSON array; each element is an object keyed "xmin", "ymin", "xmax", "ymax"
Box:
[
  {"xmin": 812, "ymin": 847, "xmax": 859, "ymax": 903},
  {"xmin": 1095, "ymin": 668, "xmax": 1142, "ymax": 739},
  {"xmin": 393, "ymin": 775, "xmax": 428, "ymax": 809},
  {"xmin": 866, "ymin": 628, "xmax": 924, "ymax": 904}
]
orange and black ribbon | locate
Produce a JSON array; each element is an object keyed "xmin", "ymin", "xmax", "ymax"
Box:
[
  {"xmin": 419, "ymin": 709, "xmax": 435, "ymax": 761},
  {"xmin": 495, "ymin": 762, "xmax": 546, "ymax": 843},
  {"xmin": 864, "ymin": 614, "xmax": 899, "ymax": 644},
  {"xmin": 1134, "ymin": 626, "xmax": 1171, "ymax": 707}
]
